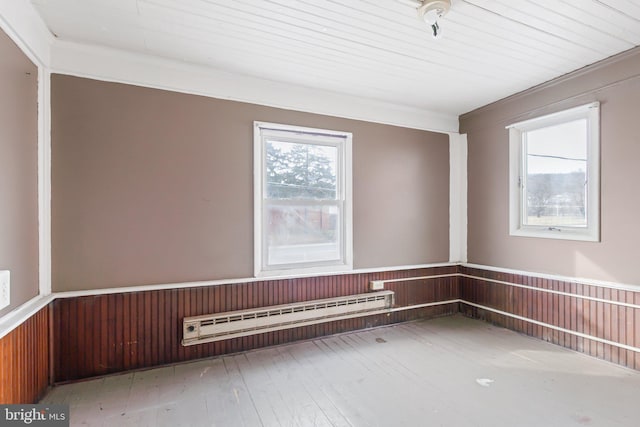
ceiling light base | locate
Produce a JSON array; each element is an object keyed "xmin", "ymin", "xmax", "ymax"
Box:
[
  {"xmin": 417, "ymin": 0, "xmax": 451, "ymax": 38},
  {"xmin": 417, "ymin": 0, "xmax": 451, "ymax": 24}
]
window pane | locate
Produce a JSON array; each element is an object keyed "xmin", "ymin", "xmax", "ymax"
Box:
[
  {"xmin": 266, "ymin": 204, "xmax": 341, "ymax": 266},
  {"xmin": 524, "ymin": 119, "xmax": 587, "ymax": 227},
  {"xmin": 266, "ymin": 139, "xmax": 337, "ymax": 200}
]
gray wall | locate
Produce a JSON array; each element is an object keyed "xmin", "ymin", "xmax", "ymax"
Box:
[
  {"xmin": 460, "ymin": 47, "xmax": 640, "ymax": 285},
  {"xmin": 51, "ymin": 75, "xmax": 450, "ymax": 292},
  {"xmin": 0, "ymin": 29, "xmax": 39, "ymax": 315}
]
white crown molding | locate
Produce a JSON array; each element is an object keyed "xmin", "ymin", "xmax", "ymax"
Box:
[
  {"xmin": 0, "ymin": 0, "xmax": 52, "ymax": 67},
  {"xmin": 460, "ymin": 46, "xmax": 640, "ymax": 124},
  {"xmin": 50, "ymin": 39, "xmax": 459, "ymax": 134}
]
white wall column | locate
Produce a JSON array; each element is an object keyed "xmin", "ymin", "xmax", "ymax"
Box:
[{"xmin": 449, "ymin": 133, "xmax": 467, "ymax": 263}]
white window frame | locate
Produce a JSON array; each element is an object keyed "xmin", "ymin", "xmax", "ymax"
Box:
[
  {"xmin": 254, "ymin": 121, "xmax": 353, "ymax": 277},
  {"xmin": 507, "ymin": 102, "xmax": 600, "ymax": 242}
]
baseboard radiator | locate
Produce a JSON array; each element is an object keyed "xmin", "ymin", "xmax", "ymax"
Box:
[{"xmin": 182, "ymin": 290, "xmax": 395, "ymax": 346}]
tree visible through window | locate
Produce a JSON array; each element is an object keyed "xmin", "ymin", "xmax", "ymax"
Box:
[
  {"xmin": 254, "ymin": 122, "xmax": 352, "ymax": 276},
  {"xmin": 266, "ymin": 140, "xmax": 337, "ymax": 200}
]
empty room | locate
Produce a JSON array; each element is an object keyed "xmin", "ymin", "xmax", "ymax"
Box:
[{"xmin": 2, "ymin": 0, "xmax": 640, "ymax": 426}]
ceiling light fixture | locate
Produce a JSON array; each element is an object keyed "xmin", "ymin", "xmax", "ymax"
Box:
[
  {"xmin": 399, "ymin": 0, "xmax": 451, "ymax": 39},
  {"xmin": 418, "ymin": 0, "xmax": 451, "ymax": 38}
]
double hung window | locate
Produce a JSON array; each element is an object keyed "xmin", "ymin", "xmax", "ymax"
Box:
[{"xmin": 254, "ymin": 122, "xmax": 352, "ymax": 276}]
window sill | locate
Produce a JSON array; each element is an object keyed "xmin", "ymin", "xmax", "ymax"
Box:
[
  {"xmin": 510, "ymin": 226, "xmax": 599, "ymax": 242},
  {"xmin": 255, "ymin": 263, "xmax": 353, "ymax": 279}
]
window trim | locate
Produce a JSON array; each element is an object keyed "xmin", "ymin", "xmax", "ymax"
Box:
[
  {"xmin": 253, "ymin": 121, "xmax": 353, "ymax": 278},
  {"xmin": 507, "ymin": 102, "xmax": 600, "ymax": 242}
]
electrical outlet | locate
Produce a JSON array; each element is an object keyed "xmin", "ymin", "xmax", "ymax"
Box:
[
  {"xmin": 0, "ymin": 270, "xmax": 10, "ymax": 310},
  {"xmin": 370, "ymin": 280, "xmax": 385, "ymax": 291}
]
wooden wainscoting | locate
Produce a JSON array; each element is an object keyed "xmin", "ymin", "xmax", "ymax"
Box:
[
  {"xmin": 460, "ymin": 266, "xmax": 640, "ymax": 370},
  {"xmin": 0, "ymin": 306, "xmax": 50, "ymax": 403},
  {"xmin": 53, "ymin": 266, "xmax": 460, "ymax": 382}
]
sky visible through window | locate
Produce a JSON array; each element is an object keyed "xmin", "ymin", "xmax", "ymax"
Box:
[{"xmin": 526, "ymin": 118, "xmax": 587, "ymax": 174}]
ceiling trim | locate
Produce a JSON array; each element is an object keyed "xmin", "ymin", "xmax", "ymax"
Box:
[
  {"xmin": 0, "ymin": 0, "xmax": 53, "ymax": 67},
  {"xmin": 50, "ymin": 39, "xmax": 459, "ymax": 134},
  {"xmin": 460, "ymin": 45, "xmax": 640, "ymax": 122}
]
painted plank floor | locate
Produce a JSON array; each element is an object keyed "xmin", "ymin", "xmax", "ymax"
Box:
[{"xmin": 41, "ymin": 315, "xmax": 640, "ymax": 426}]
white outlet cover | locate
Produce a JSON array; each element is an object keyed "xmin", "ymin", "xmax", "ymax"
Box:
[
  {"xmin": 370, "ymin": 280, "xmax": 385, "ymax": 291},
  {"xmin": 0, "ymin": 270, "xmax": 9, "ymax": 310}
]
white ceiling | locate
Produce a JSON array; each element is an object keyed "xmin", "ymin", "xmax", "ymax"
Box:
[{"xmin": 31, "ymin": 0, "xmax": 640, "ymax": 116}]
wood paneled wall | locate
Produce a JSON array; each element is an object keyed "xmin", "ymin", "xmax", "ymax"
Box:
[
  {"xmin": 0, "ymin": 306, "xmax": 50, "ymax": 403},
  {"xmin": 460, "ymin": 266, "xmax": 640, "ymax": 370},
  {"xmin": 49, "ymin": 264, "xmax": 640, "ymax": 383},
  {"xmin": 2, "ymin": 265, "xmax": 636, "ymax": 395},
  {"xmin": 53, "ymin": 266, "xmax": 459, "ymax": 382}
]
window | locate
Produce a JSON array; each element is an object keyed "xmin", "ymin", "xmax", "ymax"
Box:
[
  {"xmin": 507, "ymin": 102, "xmax": 600, "ymax": 241},
  {"xmin": 254, "ymin": 122, "xmax": 352, "ymax": 276}
]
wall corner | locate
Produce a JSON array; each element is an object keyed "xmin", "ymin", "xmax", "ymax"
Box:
[{"xmin": 449, "ymin": 132, "xmax": 468, "ymax": 263}]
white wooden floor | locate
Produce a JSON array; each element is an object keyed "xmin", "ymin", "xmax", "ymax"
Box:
[{"xmin": 41, "ymin": 315, "xmax": 640, "ymax": 427}]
